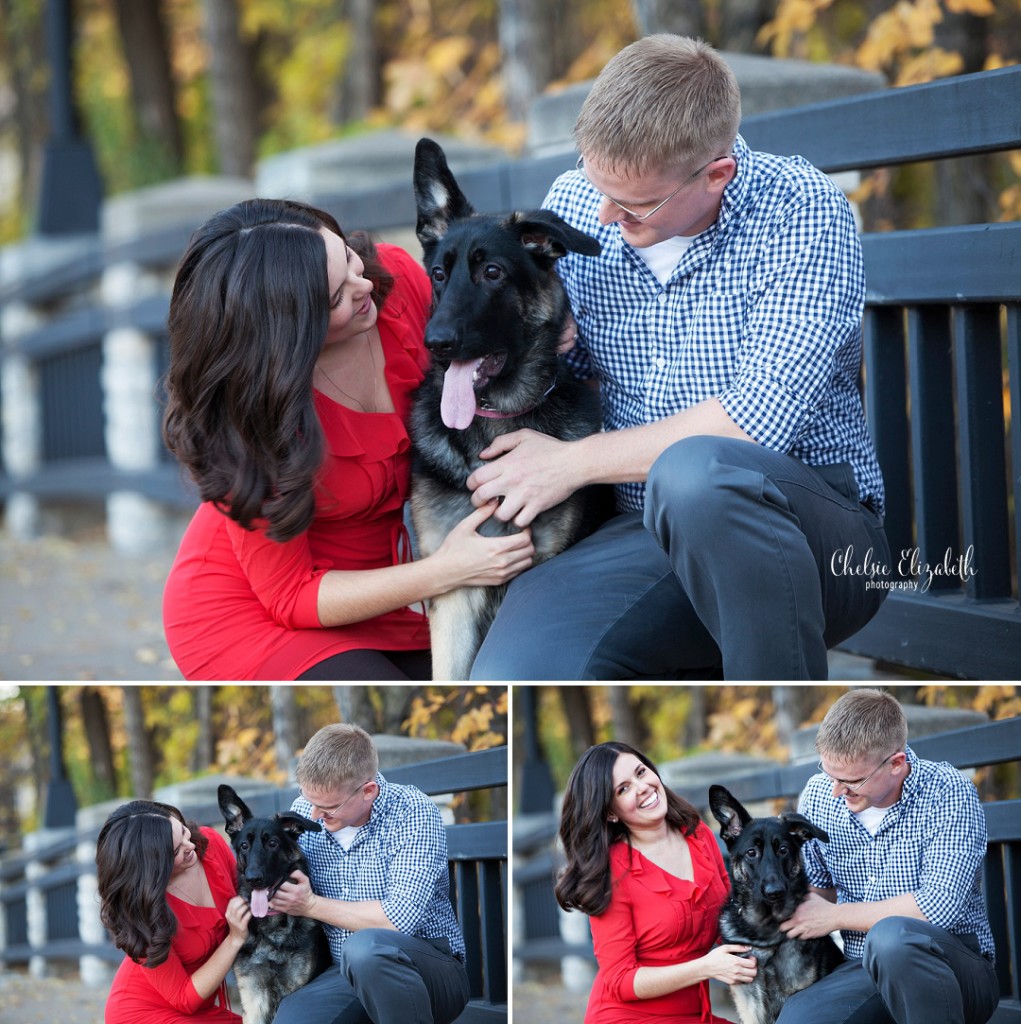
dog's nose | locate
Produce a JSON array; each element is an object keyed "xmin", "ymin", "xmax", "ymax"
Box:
[
  {"xmin": 761, "ymin": 880, "xmax": 786, "ymax": 901},
  {"xmin": 425, "ymin": 335, "xmax": 456, "ymax": 358}
]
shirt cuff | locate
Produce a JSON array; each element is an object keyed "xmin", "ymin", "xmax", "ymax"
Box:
[{"xmin": 718, "ymin": 375, "xmax": 808, "ymax": 452}]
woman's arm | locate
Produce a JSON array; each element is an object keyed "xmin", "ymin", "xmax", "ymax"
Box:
[
  {"xmin": 632, "ymin": 944, "xmax": 757, "ymax": 998},
  {"xmin": 314, "ymin": 502, "xmax": 534, "ymax": 626},
  {"xmin": 228, "ymin": 500, "xmax": 534, "ymax": 631},
  {"xmin": 140, "ymin": 896, "xmax": 251, "ymax": 1012},
  {"xmin": 186, "ymin": 896, "xmax": 252, "ymax": 999}
]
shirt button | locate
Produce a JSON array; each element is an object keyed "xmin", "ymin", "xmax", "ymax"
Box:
[
  {"xmin": 655, "ymin": 357, "xmax": 667, "ymax": 369},
  {"xmin": 657, "ymin": 293, "xmax": 667, "ymax": 304}
]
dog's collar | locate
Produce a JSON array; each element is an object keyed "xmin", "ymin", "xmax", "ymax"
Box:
[
  {"xmin": 723, "ymin": 933, "xmax": 787, "ymax": 948},
  {"xmin": 475, "ymin": 377, "xmax": 557, "ymax": 420}
]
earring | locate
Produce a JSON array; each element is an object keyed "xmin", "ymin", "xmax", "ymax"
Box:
[{"xmin": 608, "ymin": 815, "xmax": 618, "ymax": 823}]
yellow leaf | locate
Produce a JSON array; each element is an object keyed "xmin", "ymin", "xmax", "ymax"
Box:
[
  {"xmin": 945, "ymin": 0, "xmax": 994, "ymax": 15},
  {"xmin": 894, "ymin": 47, "xmax": 964, "ymax": 86}
]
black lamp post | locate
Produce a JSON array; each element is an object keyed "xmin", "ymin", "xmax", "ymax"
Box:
[
  {"xmin": 43, "ymin": 687, "xmax": 78, "ymax": 828},
  {"xmin": 37, "ymin": 0, "xmax": 103, "ymax": 235}
]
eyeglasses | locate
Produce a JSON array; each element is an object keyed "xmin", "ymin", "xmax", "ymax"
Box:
[
  {"xmin": 300, "ymin": 779, "xmax": 372, "ymax": 817},
  {"xmin": 575, "ymin": 154, "xmax": 729, "ymax": 222},
  {"xmin": 817, "ymin": 754, "xmax": 897, "ymax": 794}
]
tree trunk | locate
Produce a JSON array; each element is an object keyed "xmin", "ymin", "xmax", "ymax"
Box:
[
  {"xmin": 200, "ymin": 0, "xmax": 260, "ymax": 177},
  {"xmin": 80, "ymin": 687, "xmax": 117, "ymax": 797},
  {"xmin": 334, "ymin": 687, "xmax": 380, "ymax": 732},
  {"xmin": 378, "ymin": 686, "xmax": 419, "ymax": 734},
  {"xmin": 608, "ymin": 687, "xmax": 643, "ymax": 749},
  {"xmin": 558, "ymin": 686, "xmax": 596, "ymax": 757},
  {"xmin": 0, "ymin": 0, "xmax": 48, "ymax": 223},
  {"xmin": 772, "ymin": 685, "xmax": 815, "ymax": 752},
  {"xmin": 271, "ymin": 686, "xmax": 301, "ymax": 780},
  {"xmin": 682, "ymin": 686, "xmax": 706, "ymax": 749},
  {"xmin": 122, "ymin": 687, "xmax": 154, "ymax": 799},
  {"xmin": 112, "ymin": 0, "xmax": 183, "ymax": 172},
  {"xmin": 499, "ymin": 0, "xmax": 554, "ymax": 123},
  {"xmin": 332, "ymin": 0, "xmax": 377, "ymax": 124},
  {"xmin": 719, "ymin": 0, "xmax": 773, "ymax": 52},
  {"xmin": 629, "ymin": 0, "xmax": 705, "ymax": 39},
  {"xmin": 192, "ymin": 686, "xmax": 216, "ymax": 773}
]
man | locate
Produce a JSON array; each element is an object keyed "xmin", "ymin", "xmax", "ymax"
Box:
[
  {"xmin": 469, "ymin": 35, "xmax": 889, "ymax": 680},
  {"xmin": 777, "ymin": 688, "xmax": 999, "ymax": 1024},
  {"xmin": 269, "ymin": 723, "xmax": 469, "ymax": 1024}
]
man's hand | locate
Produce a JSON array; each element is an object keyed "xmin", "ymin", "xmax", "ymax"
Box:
[
  {"xmin": 268, "ymin": 869, "xmax": 317, "ymax": 918},
  {"xmin": 467, "ymin": 429, "xmax": 582, "ymax": 527},
  {"xmin": 780, "ymin": 891, "xmax": 838, "ymax": 940}
]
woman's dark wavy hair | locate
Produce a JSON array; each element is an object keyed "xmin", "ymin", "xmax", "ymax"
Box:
[
  {"xmin": 162, "ymin": 198, "xmax": 393, "ymax": 542},
  {"xmin": 554, "ymin": 741, "xmax": 701, "ymax": 917},
  {"xmin": 95, "ymin": 800, "xmax": 210, "ymax": 967}
]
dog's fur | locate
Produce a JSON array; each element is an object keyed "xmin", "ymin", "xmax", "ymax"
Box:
[
  {"xmin": 410, "ymin": 137, "xmax": 608, "ymax": 680},
  {"xmin": 709, "ymin": 785, "xmax": 843, "ymax": 1024},
  {"xmin": 217, "ymin": 785, "xmax": 331, "ymax": 1024}
]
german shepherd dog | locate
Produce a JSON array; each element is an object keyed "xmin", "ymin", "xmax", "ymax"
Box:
[
  {"xmin": 217, "ymin": 785, "xmax": 331, "ymax": 1024},
  {"xmin": 709, "ymin": 785, "xmax": 843, "ymax": 1024},
  {"xmin": 410, "ymin": 137, "xmax": 607, "ymax": 680}
]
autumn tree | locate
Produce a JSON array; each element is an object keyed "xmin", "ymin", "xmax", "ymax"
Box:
[{"xmin": 111, "ymin": 0, "xmax": 183, "ymax": 175}]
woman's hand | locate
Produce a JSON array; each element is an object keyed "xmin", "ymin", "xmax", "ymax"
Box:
[
  {"xmin": 430, "ymin": 502, "xmax": 535, "ymax": 591},
  {"xmin": 224, "ymin": 895, "xmax": 252, "ymax": 946},
  {"xmin": 700, "ymin": 944, "xmax": 757, "ymax": 985}
]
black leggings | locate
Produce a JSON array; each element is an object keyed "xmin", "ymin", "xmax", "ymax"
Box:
[{"xmin": 297, "ymin": 648, "xmax": 432, "ymax": 681}]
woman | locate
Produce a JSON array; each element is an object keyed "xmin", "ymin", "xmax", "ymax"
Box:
[
  {"xmin": 162, "ymin": 198, "xmax": 534, "ymax": 680},
  {"xmin": 555, "ymin": 741, "xmax": 754, "ymax": 1024},
  {"xmin": 97, "ymin": 800, "xmax": 249, "ymax": 1024}
]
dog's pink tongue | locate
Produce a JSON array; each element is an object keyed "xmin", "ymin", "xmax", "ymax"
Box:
[
  {"xmin": 441, "ymin": 360, "xmax": 479, "ymax": 430},
  {"xmin": 249, "ymin": 888, "xmax": 270, "ymax": 918}
]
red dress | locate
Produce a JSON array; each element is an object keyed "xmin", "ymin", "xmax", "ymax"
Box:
[
  {"xmin": 105, "ymin": 828, "xmax": 242, "ymax": 1024},
  {"xmin": 585, "ymin": 821, "xmax": 737, "ymax": 1024},
  {"xmin": 163, "ymin": 244, "xmax": 432, "ymax": 680}
]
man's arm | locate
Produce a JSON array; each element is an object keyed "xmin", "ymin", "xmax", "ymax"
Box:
[
  {"xmin": 269, "ymin": 869, "xmax": 397, "ymax": 931},
  {"xmin": 780, "ymin": 889, "xmax": 925, "ymax": 941},
  {"xmin": 467, "ymin": 396, "xmax": 754, "ymax": 527}
]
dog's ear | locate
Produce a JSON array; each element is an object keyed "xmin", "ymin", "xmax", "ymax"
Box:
[
  {"xmin": 413, "ymin": 137, "xmax": 475, "ymax": 252},
  {"xmin": 218, "ymin": 784, "xmax": 253, "ymax": 836},
  {"xmin": 708, "ymin": 784, "xmax": 752, "ymax": 843},
  {"xmin": 508, "ymin": 210, "xmax": 601, "ymax": 265},
  {"xmin": 277, "ymin": 812, "xmax": 323, "ymax": 838},
  {"xmin": 781, "ymin": 812, "xmax": 829, "ymax": 846}
]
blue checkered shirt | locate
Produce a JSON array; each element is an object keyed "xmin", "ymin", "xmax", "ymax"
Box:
[
  {"xmin": 545, "ymin": 134, "xmax": 885, "ymax": 516},
  {"xmin": 291, "ymin": 773, "xmax": 465, "ymax": 963},
  {"xmin": 798, "ymin": 745, "xmax": 994, "ymax": 960}
]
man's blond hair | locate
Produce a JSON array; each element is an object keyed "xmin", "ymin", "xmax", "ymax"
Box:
[
  {"xmin": 816, "ymin": 689, "xmax": 909, "ymax": 763},
  {"xmin": 296, "ymin": 723, "xmax": 379, "ymax": 790},
  {"xmin": 573, "ymin": 35, "xmax": 741, "ymax": 177}
]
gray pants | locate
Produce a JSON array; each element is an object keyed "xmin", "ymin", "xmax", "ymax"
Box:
[
  {"xmin": 271, "ymin": 929, "xmax": 470, "ymax": 1024},
  {"xmin": 471, "ymin": 436, "xmax": 890, "ymax": 680},
  {"xmin": 776, "ymin": 918, "xmax": 1000, "ymax": 1024}
]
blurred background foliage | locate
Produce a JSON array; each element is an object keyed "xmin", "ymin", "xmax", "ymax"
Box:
[
  {"xmin": 0, "ymin": 683, "xmax": 506, "ymax": 851},
  {"xmin": 1, "ymin": 0, "xmax": 1019, "ymax": 243},
  {"xmin": 515, "ymin": 684, "xmax": 1021, "ymax": 800}
]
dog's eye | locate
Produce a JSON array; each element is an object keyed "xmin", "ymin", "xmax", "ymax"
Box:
[
  {"xmin": 744, "ymin": 847, "xmax": 759, "ymax": 860},
  {"xmin": 239, "ymin": 841, "xmax": 250, "ymax": 852},
  {"xmin": 777, "ymin": 844, "xmax": 790, "ymax": 856},
  {"xmin": 483, "ymin": 264, "xmax": 503, "ymax": 281},
  {"xmin": 431, "ymin": 267, "xmax": 446, "ymax": 283}
]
